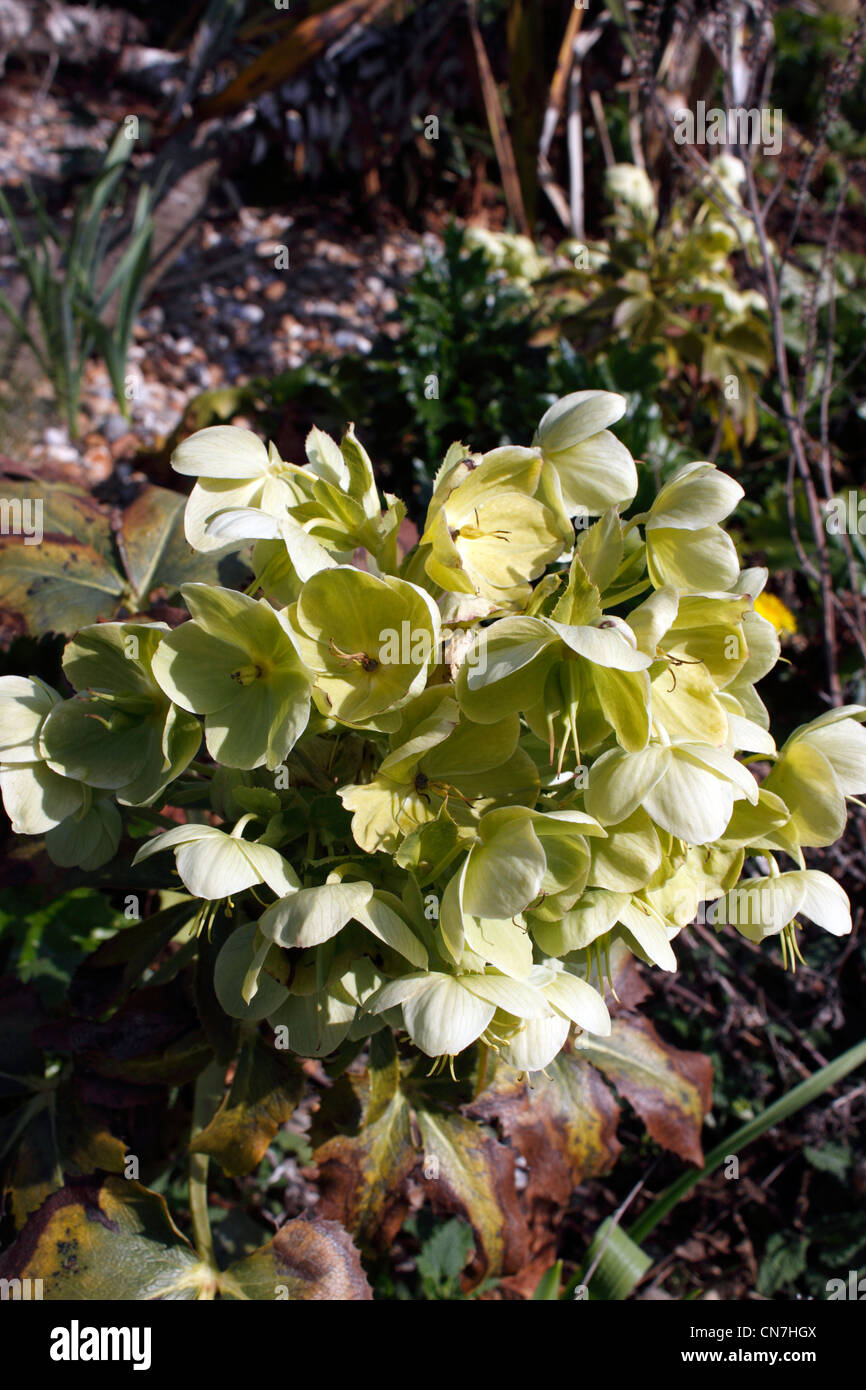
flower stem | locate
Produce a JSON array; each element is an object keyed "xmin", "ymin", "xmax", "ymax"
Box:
[{"xmin": 189, "ymin": 1060, "xmax": 225, "ymax": 1284}]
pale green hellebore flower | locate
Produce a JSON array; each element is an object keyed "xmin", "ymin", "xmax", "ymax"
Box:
[
  {"xmin": 364, "ymin": 952, "xmax": 610, "ymax": 1064},
  {"xmin": 238, "ymin": 886, "xmax": 430, "ymax": 1054},
  {"xmin": 151, "ymin": 584, "xmax": 312, "ymax": 771},
  {"xmin": 645, "ymin": 843, "xmax": 742, "ymax": 929},
  {"xmin": 615, "ymin": 895, "xmax": 679, "ymax": 972},
  {"xmin": 421, "ymin": 446, "xmax": 569, "ymax": 607},
  {"xmin": 182, "ymin": 421, "xmax": 411, "ymax": 623},
  {"xmin": 529, "ymin": 882, "xmax": 677, "ymax": 974},
  {"xmin": 0, "ymin": 758, "xmax": 85, "ymax": 835},
  {"xmin": 587, "ymin": 808, "xmax": 662, "ymax": 894},
  {"xmin": 459, "ymin": 806, "xmax": 605, "ymax": 921},
  {"xmin": 458, "ymin": 614, "xmax": 652, "ymax": 714},
  {"xmin": 532, "ymin": 886, "xmax": 630, "ymax": 956},
  {"xmin": 762, "ymin": 705, "xmax": 866, "ymax": 849},
  {"xmin": 214, "ymin": 919, "xmax": 394, "ymax": 1043},
  {"xmin": 434, "ymin": 807, "xmax": 605, "ymax": 978},
  {"xmin": 288, "ymin": 565, "xmax": 440, "ymax": 727},
  {"xmin": 639, "ymin": 462, "xmax": 744, "ymax": 593},
  {"xmin": 39, "ymin": 623, "xmax": 201, "ymax": 806},
  {"xmin": 605, "ymin": 163, "xmax": 657, "ymax": 219},
  {"xmin": 267, "ymin": 990, "xmax": 360, "ymax": 1059},
  {"xmin": 527, "ymin": 959, "xmax": 611, "ymax": 1033},
  {"xmin": 205, "ymin": 508, "xmax": 337, "ymax": 583},
  {"xmin": 0, "ymin": 674, "xmax": 62, "ymax": 763},
  {"xmin": 456, "ymin": 610, "xmax": 653, "ymax": 763},
  {"xmin": 710, "ymin": 570, "xmax": 782, "ymax": 747},
  {"xmin": 0, "ymin": 675, "xmax": 121, "ymax": 869},
  {"xmin": 44, "ymin": 800, "xmax": 122, "ymax": 871},
  {"xmin": 173, "ymin": 425, "xmax": 302, "ymax": 553},
  {"xmin": 713, "ymin": 869, "xmax": 851, "ymax": 942},
  {"xmin": 338, "ymin": 686, "xmax": 522, "ymax": 853},
  {"xmin": 255, "ymin": 881, "xmax": 426, "ymax": 964},
  {"xmin": 496, "ymin": 961, "xmax": 611, "ymax": 1072},
  {"xmin": 133, "ymin": 822, "xmax": 301, "ymax": 901},
  {"xmin": 535, "ymin": 390, "xmax": 638, "ymax": 517},
  {"xmin": 498, "ymin": 1014, "xmax": 571, "ymax": 1073},
  {"xmin": 585, "ymin": 739, "xmax": 759, "ymax": 846},
  {"xmin": 214, "ymin": 921, "xmax": 290, "ymax": 1023},
  {"xmin": 626, "ymin": 588, "xmax": 732, "ymax": 747},
  {"xmin": 364, "ymin": 969, "xmax": 548, "ymax": 1059}
]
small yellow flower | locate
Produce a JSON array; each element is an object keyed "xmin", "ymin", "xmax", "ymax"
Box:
[{"xmin": 754, "ymin": 593, "xmax": 797, "ymax": 636}]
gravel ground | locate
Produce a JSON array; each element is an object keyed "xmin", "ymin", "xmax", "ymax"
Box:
[{"xmin": 0, "ymin": 69, "xmax": 437, "ymax": 483}]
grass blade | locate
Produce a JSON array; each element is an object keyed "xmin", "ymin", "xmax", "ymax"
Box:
[{"xmin": 629, "ymin": 1034, "xmax": 866, "ymax": 1246}]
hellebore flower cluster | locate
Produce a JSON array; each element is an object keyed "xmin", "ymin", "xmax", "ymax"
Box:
[{"xmin": 2, "ymin": 394, "xmax": 863, "ymax": 1072}]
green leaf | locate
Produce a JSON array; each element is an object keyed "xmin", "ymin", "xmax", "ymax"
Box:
[
  {"xmin": 414, "ymin": 1217, "xmax": 476, "ymax": 1298},
  {"xmin": 532, "ymin": 1260, "xmax": 563, "ymax": 1300},
  {"xmin": 0, "ymin": 1177, "xmax": 207, "ymax": 1299},
  {"xmin": 0, "ymin": 481, "xmax": 125, "ymax": 634},
  {"xmin": 583, "ymin": 1219, "xmax": 653, "ymax": 1300},
  {"xmin": 68, "ymin": 899, "xmax": 196, "ymax": 1013},
  {"xmin": 2, "ymin": 1088, "xmax": 127, "ymax": 1231},
  {"xmin": 314, "ymin": 1031, "xmax": 417, "ymax": 1253},
  {"xmin": 413, "ymin": 1105, "xmax": 529, "ymax": 1284},
  {"xmin": 118, "ymin": 485, "xmax": 246, "ymax": 605},
  {"xmin": 189, "ymin": 1035, "xmax": 304, "ymax": 1177},
  {"xmin": 757, "ymin": 1232, "xmax": 810, "ymax": 1296},
  {"xmin": 803, "ymin": 1142, "xmax": 851, "ymax": 1180}
]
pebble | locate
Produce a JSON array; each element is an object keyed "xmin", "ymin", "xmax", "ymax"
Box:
[
  {"xmin": 139, "ymin": 306, "xmax": 165, "ymax": 332},
  {"xmin": 334, "ymin": 330, "xmax": 373, "ymax": 353},
  {"xmin": 83, "ymin": 441, "xmax": 114, "ymax": 478},
  {"xmin": 102, "ymin": 415, "xmax": 131, "ymax": 443},
  {"xmin": 110, "ymin": 433, "xmax": 142, "ymax": 461}
]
